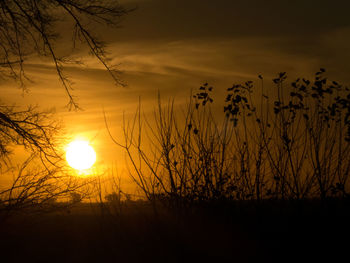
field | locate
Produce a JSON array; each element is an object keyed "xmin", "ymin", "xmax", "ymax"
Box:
[{"xmin": 1, "ymin": 199, "xmax": 349, "ymax": 262}]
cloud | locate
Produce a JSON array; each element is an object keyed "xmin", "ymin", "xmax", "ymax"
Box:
[{"xmin": 116, "ymin": 0, "xmax": 350, "ymax": 41}]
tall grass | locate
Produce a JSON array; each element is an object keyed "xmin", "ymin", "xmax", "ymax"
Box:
[{"xmin": 110, "ymin": 70, "xmax": 350, "ymax": 205}]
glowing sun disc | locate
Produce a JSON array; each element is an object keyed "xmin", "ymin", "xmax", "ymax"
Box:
[{"xmin": 66, "ymin": 140, "xmax": 96, "ymax": 170}]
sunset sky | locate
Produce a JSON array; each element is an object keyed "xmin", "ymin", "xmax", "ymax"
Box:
[{"xmin": 2, "ymin": 0, "xmax": 350, "ymax": 184}]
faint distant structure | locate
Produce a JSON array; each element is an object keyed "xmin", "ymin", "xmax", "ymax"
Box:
[{"xmin": 70, "ymin": 192, "xmax": 82, "ymax": 204}]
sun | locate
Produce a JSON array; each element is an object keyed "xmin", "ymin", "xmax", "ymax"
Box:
[{"xmin": 66, "ymin": 140, "xmax": 96, "ymax": 170}]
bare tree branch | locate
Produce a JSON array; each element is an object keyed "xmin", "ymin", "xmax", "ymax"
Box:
[{"xmin": 0, "ymin": 0, "xmax": 133, "ymax": 108}]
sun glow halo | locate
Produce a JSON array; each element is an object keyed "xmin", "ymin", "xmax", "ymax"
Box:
[{"xmin": 66, "ymin": 140, "xmax": 96, "ymax": 170}]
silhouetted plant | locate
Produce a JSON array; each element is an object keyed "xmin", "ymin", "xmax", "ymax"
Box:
[{"xmin": 109, "ymin": 69, "xmax": 350, "ymax": 205}]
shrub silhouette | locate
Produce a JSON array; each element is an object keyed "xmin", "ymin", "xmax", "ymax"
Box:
[{"xmin": 109, "ymin": 69, "xmax": 350, "ymax": 205}]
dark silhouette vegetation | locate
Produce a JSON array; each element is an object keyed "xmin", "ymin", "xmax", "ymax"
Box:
[{"xmin": 112, "ymin": 69, "xmax": 350, "ymax": 206}]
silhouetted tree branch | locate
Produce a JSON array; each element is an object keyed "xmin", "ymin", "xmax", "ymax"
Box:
[
  {"xmin": 0, "ymin": 103, "xmax": 99, "ymax": 217},
  {"xmin": 0, "ymin": 1, "xmax": 132, "ymax": 216},
  {"xmin": 0, "ymin": 103, "xmax": 60, "ymax": 170},
  {"xmin": 0, "ymin": 154, "xmax": 89, "ymax": 214},
  {"xmin": 0, "ymin": 0, "xmax": 132, "ymax": 108}
]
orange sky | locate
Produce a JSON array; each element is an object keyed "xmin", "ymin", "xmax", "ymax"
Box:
[{"xmin": 1, "ymin": 0, "xmax": 350, "ymax": 192}]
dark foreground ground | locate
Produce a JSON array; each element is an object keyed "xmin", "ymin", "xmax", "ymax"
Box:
[{"xmin": 0, "ymin": 199, "xmax": 349, "ymax": 263}]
